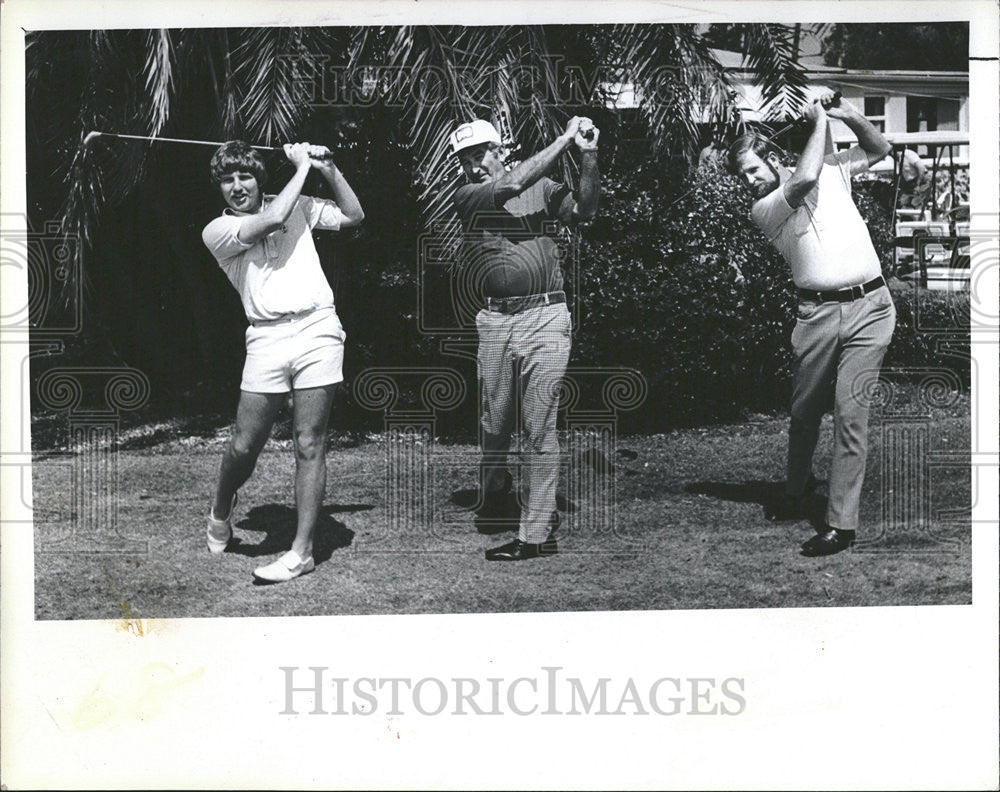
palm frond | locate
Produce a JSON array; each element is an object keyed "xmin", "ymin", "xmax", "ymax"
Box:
[
  {"xmin": 383, "ymin": 27, "xmax": 503, "ymax": 213},
  {"xmin": 346, "ymin": 25, "xmax": 389, "ymax": 66},
  {"xmin": 738, "ymin": 24, "xmax": 809, "ymax": 122},
  {"xmin": 143, "ymin": 29, "xmax": 175, "ymax": 136},
  {"xmin": 24, "ymin": 31, "xmax": 47, "ymax": 93},
  {"xmin": 610, "ymin": 24, "xmax": 734, "ymax": 158},
  {"xmin": 232, "ymin": 28, "xmax": 303, "ymax": 145},
  {"xmin": 219, "ymin": 33, "xmax": 240, "ymax": 138}
]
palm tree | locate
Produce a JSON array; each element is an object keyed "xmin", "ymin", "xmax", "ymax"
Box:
[
  {"xmin": 27, "ymin": 27, "xmax": 349, "ymax": 252},
  {"xmin": 28, "ymin": 23, "xmax": 808, "ymax": 263},
  {"xmin": 702, "ymin": 23, "xmax": 810, "ymax": 124},
  {"xmin": 345, "ymin": 24, "xmax": 811, "ymax": 234},
  {"xmin": 25, "ymin": 24, "xmax": 808, "ymax": 400}
]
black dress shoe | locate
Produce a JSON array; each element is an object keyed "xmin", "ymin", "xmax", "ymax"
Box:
[
  {"xmin": 801, "ymin": 528, "xmax": 855, "ymax": 557},
  {"xmin": 485, "ymin": 538, "xmax": 557, "ymax": 561}
]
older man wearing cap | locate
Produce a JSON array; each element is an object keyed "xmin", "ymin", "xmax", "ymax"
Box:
[{"xmin": 449, "ymin": 116, "xmax": 600, "ymax": 561}]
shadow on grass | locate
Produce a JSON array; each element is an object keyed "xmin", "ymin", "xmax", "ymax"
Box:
[
  {"xmin": 449, "ymin": 488, "xmax": 577, "ymax": 513},
  {"xmin": 685, "ymin": 480, "xmax": 828, "ymax": 530},
  {"xmin": 228, "ymin": 503, "xmax": 371, "ymax": 563}
]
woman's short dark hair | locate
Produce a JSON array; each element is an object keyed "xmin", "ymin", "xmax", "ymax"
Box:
[
  {"xmin": 725, "ymin": 133, "xmax": 785, "ymax": 175},
  {"xmin": 209, "ymin": 140, "xmax": 267, "ymax": 187}
]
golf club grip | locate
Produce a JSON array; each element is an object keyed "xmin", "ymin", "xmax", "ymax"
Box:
[
  {"xmin": 276, "ymin": 145, "xmax": 335, "ymax": 161},
  {"xmin": 794, "ymin": 91, "xmax": 843, "ymax": 129},
  {"xmin": 580, "ymin": 127, "xmax": 595, "ymax": 142},
  {"xmin": 809, "ymin": 91, "xmax": 842, "ymax": 116}
]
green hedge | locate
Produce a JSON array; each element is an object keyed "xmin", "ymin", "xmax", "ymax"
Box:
[
  {"xmin": 883, "ymin": 284, "xmax": 971, "ymax": 383},
  {"xmin": 573, "ymin": 158, "xmax": 792, "ymax": 427}
]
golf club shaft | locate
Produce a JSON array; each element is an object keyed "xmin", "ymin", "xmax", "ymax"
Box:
[
  {"xmin": 86, "ymin": 131, "xmax": 335, "ymax": 159},
  {"xmin": 766, "ymin": 91, "xmax": 842, "ymax": 142}
]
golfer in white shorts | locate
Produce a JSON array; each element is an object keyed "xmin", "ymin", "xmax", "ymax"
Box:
[{"xmin": 201, "ymin": 140, "xmax": 364, "ymax": 582}]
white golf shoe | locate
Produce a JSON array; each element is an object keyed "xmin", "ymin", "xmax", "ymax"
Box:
[
  {"xmin": 253, "ymin": 550, "xmax": 315, "ymax": 583},
  {"xmin": 206, "ymin": 492, "xmax": 238, "ymax": 554}
]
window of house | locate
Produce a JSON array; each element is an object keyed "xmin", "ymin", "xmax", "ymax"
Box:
[
  {"xmin": 863, "ymin": 96, "xmax": 886, "ymax": 132},
  {"xmin": 907, "ymin": 97, "xmax": 939, "ymax": 133},
  {"xmin": 907, "ymin": 97, "xmax": 940, "ymax": 157}
]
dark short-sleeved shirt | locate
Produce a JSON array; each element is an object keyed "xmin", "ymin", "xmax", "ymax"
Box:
[{"xmin": 453, "ymin": 177, "xmax": 571, "ymax": 298}]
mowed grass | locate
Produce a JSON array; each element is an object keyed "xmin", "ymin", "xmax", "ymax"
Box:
[{"xmin": 32, "ymin": 405, "xmax": 971, "ymax": 619}]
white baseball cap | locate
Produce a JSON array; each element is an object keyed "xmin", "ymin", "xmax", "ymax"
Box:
[{"xmin": 449, "ymin": 119, "xmax": 503, "ymax": 156}]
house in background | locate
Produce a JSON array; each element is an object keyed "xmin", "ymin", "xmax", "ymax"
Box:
[
  {"xmin": 716, "ymin": 47, "xmax": 969, "ymax": 161},
  {"xmin": 604, "ymin": 47, "xmax": 970, "ymax": 169}
]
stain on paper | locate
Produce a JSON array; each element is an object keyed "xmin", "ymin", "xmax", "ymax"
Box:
[{"xmin": 70, "ymin": 663, "xmax": 205, "ymax": 730}]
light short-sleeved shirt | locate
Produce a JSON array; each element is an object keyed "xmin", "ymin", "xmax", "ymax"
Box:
[
  {"xmin": 202, "ymin": 194, "xmax": 345, "ymax": 323},
  {"xmin": 453, "ymin": 177, "xmax": 572, "ymax": 298},
  {"xmin": 750, "ymin": 147, "xmax": 882, "ymax": 291}
]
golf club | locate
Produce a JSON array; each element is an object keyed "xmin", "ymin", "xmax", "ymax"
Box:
[
  {"xmin": 82, "ymin": 130, "xmax": 335, "ymax": 159},
  {"xmin": 764, "ymin": 91, "xmax": 842, "ymax": 142}
]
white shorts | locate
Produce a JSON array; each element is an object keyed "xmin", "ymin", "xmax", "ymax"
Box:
[{"xmin": 241, "ymin": 307, "xmax": 346, "ymax": 393}]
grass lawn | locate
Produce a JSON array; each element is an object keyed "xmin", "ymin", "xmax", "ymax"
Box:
[{"xmin": 32, "ymin": 400, "xmax": 971, "ymax": 619}]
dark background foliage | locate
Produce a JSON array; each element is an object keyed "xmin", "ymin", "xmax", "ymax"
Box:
[
  {"xmin": 25, "ymin": 24, "xmax": 970, "ymax": 444},
  {"xmin": 29, "ymin": 133, "xmax": 970, "ymax": 440},
  {"xmin": 704, "ymin": 22, "xmax": 970, "ymax": 73},
  {"xmin": 819, "ymin": 23, "xmax": 970, "ymax": 71}
]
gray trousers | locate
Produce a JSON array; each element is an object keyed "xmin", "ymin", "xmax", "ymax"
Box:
[
  {"xmin": 476, "ymin": 303, "xmax": 571, "ymax": 543},
  {"xmin": 787, "ymin": 287, "xmax": 896, "ymax": 531}
]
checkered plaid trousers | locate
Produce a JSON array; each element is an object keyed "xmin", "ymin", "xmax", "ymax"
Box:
[{"xmin": 476, "ymin": 302, "xmax": 571, "ymax": 543}]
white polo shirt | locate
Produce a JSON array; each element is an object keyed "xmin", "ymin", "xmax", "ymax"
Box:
[
  {"xmin": 751, "ymin": 147, "xmax": 882, "ymax": 291},
  {"xmin": 202, "ymin": 195, "xmax": 345, "ymax": 323}
]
